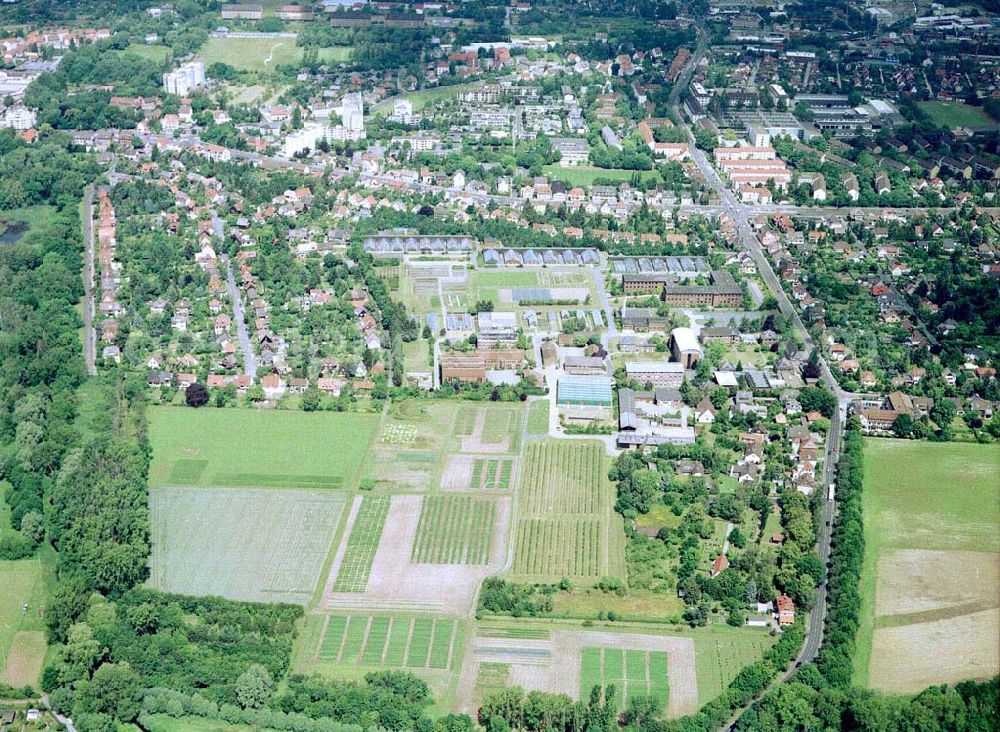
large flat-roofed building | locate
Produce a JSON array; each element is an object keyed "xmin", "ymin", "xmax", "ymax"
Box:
[
  {"xmin": 625, "ymin": 361, "xmax": 685, "ymax": 388},
  {"xmin": 550, "ymin": 137, "xmax": 590, "ymax": 167}
]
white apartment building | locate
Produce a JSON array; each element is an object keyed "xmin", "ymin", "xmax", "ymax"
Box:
[
  {"xmin": 163, "ymin": 61, "xmax": 206, "ymax": 96},
  {"xmin": 0, "ymin": 105, "xmax": 36, "ymax": 130}
]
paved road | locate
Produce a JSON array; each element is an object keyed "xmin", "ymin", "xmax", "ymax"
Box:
[
  {"xmin": 221, "ymin": 255, "xmax": 257, "ymax": 379},
  {"xmin": 81, "ymin": 184, "xmax": 97, "ymax": 376},
  {"xmin": 664, "ymin": 33, "xmax": 848, "ymax": 727}
]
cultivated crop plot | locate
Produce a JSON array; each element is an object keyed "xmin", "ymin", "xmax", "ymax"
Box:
[
  {"xmin": 148, "ymin": 486, "xmax": 347, "ymax": 605},
  {"xmin": 441, "ymin": 456, "xmax": 515, "ymax": 492},
  {"xmin": 411, "ymin": 496, "xmax": 497, "ymax": 564},
  {"xmin": 856, "ymin": 439, "xmax": 1000, "ymax": 693},
  {"xmin": 305, "ymin": 613, "xmax": 458, "ymax": 671},
  {"xmin": 331, "ymin": 495, "xmax": 391, "ymax": 593},
  {"xmin": 580, "ymin": 647, "xmax": 669, "ymax": 709},
  {"xmin": 455, "ymin": 629, "xmax": 697, "ymax": 719},
  {"xmin": 510, "ymin": 441, "xmax": 626, "ymax": 580},
  {"xmin": 148, "ymin": 407, "xmax": 378, "ymax": 491},
  {"xmin": 322, "ymin": 494, "xmax": 512, "ymax": 616}
]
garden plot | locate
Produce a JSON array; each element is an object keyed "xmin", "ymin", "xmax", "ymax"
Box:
[
  {"xmin": 455, "ymin": 630, "xmax": 697, "ymax": 719},
  {"xmin": 148, "ymin": 486, "xmax": 347, "ymax": 605},
  {"xmin": 301, "ymin": 613, "xmax": 459, "ymax": 672},
  {"xmin": 442, "ymin": 456, "xmax": 516, "ymax": 492},
  {"xmin": 321, "ymin": 494, "xmax": 512, "ymax": 616},
  {"xmin": 510, "ymin": 441, "xmax": 626, "ymax": 581}
]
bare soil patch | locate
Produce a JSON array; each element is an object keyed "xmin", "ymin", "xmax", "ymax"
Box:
[
  {"xmin": 870, "ymin": 608, "xmax": 999, "ymax": 694},
  {"xmin": 461, "ymin": 409, "xmax": 511, "ymax": 454},
  {"xmin": 875, "ymin": 549, "xmax": 999, "ymax": 617},
  {"xmin": 442, "ymin": 455, "xmax": 475, "ymax": 492}
]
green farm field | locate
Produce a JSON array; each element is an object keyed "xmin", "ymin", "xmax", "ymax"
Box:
[
  {"xmin": 918, "ymin": 101, "xmax": 995, "ymax": 129},
  {"xmin": 510, "ymin": 440, "xmax": 626, "ymax": 581},
  {"xmin": 854, "ymin": 439, "xmax": 1000, "ymax": 692},
  {"xmin": 148, "ymin": 486, "xmax": 347, "ymax": 605},
  {"xmin": 411, "ymin": 496, "xmax": 497, "ymax": 564},
  {"xmin": 296, "ymin": 612, "xmax": 461, "ymax": 674},
  {"xmin": 365, "ymin": 401, "xmax": 523, "ymax": 491},
  {"xmin": 148, "ymin": 406, "xmax": 378, "ymax": 490}
]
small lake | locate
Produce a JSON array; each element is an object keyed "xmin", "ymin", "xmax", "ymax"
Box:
[{"xmin": 0, "ymin": 220, "xmax": 28, "ymax": 245}]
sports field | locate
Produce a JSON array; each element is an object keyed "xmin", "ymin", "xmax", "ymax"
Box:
[
  {"xmin": 0, "ymin": 557, "xmax": 50, "ymax": 687},
  {"xmin": 854, "ymin": 439, "xmax": 1000, "ymax": 692},
  {"xmin": 148, "ymin": 407, "xmax": 378, "ymax": 491},
  {"xmin": 918, "ymin": 101, "xmax": 995, "ymax": 129},
  {"xmin": 148, "ymin": 486, "xmax": 347, "ymax": 605},
  {"xmin": 510, "ymin": 440, "xmax": 626, "ymax": 581}
]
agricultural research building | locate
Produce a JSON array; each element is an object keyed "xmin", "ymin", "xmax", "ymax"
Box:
[
  {"xmin": 557, "ymin": 375, "xmax": 613, "ymax": 420},
  {"xmin": 163, "ymin": 61, "xmax": 206, "ymax": 97},
  {"xmin": 625, "ymin": 361, "xmax": 685, "ymax": 388},
  {"xmin": 622, "ymin": 270, "xmax": 743, "ymax": 308},
  {"xmin": 221, "ymin": 3, "xmax": 263, "ymax": 19}
]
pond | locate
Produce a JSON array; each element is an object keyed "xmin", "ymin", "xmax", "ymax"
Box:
[{"xmin": 0, "ymin": 219, "xmax": 28, "ymax": 245}]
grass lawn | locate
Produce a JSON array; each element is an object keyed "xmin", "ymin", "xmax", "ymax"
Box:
[
  {"xmin": 403, "ymin": 337, "xmax": 432, "ymax": 374},
  {"xmin": 123, "ymin": 43, "xmax": 171, "ymax": 63},
  {"xmin": 527, "ymin": 400, "xmax": 550, "ymax": 435},
  {"xmin": 0, "ymin": 492, "xmax": 52, "ymax": 688},
  {"xmin": 372, "ymin": 82, "xmax": 483, "ymax": 115},
  {"xmin": 317, "ymin": 46, "xmax": 353, "ymax": 63},
  {"xmin": 141, "ymin": 715, "xmax": 286, "ymax": 732},
  {"xmin": 918, "ymin": 101, "xmax": 995, "ymax": 129},
  {"xmin": 853, "ymin": 439, "xmax": 1000, "ymax": 690},
  {"xmin": 148, "ymin": 406, "xmax": 379, "ymax": 490},
  {"xmin": 542, "ymin": 165, "xmax": 662, "ymax": 187},
  {"xmin": 196, "ymin": 37, "xmax": 304, "ymax": 71}
]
